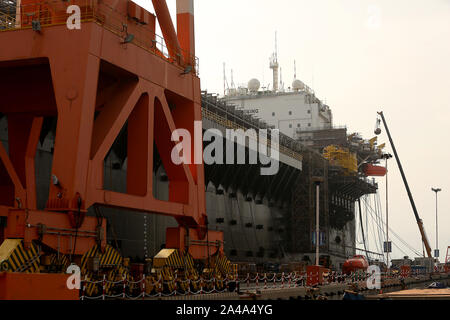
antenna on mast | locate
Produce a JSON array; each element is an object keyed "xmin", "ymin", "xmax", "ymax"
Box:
[
  {"xmin": 223, "ymin": 62, "xmax": 229, "ymax": 96},
  {"xmin": 294, "ymin": 60, "xmax": 297, "ymax": 80},
  {"xmin": 269, "ymin": 31, "xmax": 279, "ymax": 92},
  {"xmin": 223, "ymin": 62, "xmax": 226, "ymax": 96},
  {"xmin": 231, "ymin": 69, "xmax": 235, "ymax": 89},
  {"xmin": 280, "ymin": 67, "xmax": 284, "ymax": 91},
  {"xmin": 275, "ymin": 31, "xmax": 278, "ymax": 62}
]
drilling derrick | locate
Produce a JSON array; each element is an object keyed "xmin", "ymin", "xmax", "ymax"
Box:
[{"xmin": 0, "ymin": 0, "xmax": 227, "ymax": 299}]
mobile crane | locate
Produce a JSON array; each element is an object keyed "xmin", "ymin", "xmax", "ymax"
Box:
[{"xmin": 375, "ymin": 111, "xmax": 433, "ymax": 258}]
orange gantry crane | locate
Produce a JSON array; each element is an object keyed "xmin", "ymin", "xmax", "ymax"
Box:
[{"xmin": 0, "ymin": 0, "xmax": 225, "ymax": 299}]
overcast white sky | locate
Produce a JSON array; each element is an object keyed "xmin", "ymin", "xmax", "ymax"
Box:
[{"xmin": 136, "ymin": 0, "xmax": 450, "ymax": 261}]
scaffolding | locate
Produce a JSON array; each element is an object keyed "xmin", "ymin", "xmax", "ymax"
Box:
[{"xmin": 290, "ymin": 150, "xmax": 329, "ymax": 253}]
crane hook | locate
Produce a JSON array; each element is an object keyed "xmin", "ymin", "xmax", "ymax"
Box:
[{"xmin": 374, "ymin": 115, "xmax": 382, "ymax": 135}]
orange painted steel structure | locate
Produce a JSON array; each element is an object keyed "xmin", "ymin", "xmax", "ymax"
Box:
[
  {"xmin": 0, "ymin": 0, "xmax": 223, "ymax": 268},
  {"xmin": 0, "ymin": 273, "xmax": 79, "ymax": 300}
]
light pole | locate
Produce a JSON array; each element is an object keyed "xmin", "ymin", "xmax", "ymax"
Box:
[
  {"xmin": 313, "ymin": 177, "xmax": 324, "ymax": 266},
  {"xmin": 316, "ymin": 182, "xmax": 320, "ymax": 266},
  {"xmin": 384, "ymin": 153, "xmax": 393, "ymax": 272},
  {"xmin": 431, "ymin": 188, "xmax": 441, "ymax": 261}
]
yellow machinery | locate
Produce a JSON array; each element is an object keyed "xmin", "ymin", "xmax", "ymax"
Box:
[{"xmin": 323, "ymin": 145, "xmax": 358, "ymax": 174}]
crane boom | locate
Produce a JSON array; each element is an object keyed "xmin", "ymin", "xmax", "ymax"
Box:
[{"xmin": 377, "ymin": 111, "xmax": 433, "ymax": 258}]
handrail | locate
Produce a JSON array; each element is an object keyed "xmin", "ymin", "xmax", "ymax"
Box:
[
  {"xmin": 202, "ymin": 108, "xmax": 303, "ymax": 162},
  {"xmin": 0, "ymin": 0, "xmax": 199, "ymax": 75}
]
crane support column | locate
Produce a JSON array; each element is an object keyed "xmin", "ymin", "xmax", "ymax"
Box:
[{"xmin": 177, "ymin": 0, "xmax": 195, "ymax": 66}]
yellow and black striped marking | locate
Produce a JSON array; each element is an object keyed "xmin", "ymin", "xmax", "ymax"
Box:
[
  {"xmin": 100, "ymin": 245, "xmax": 122, "ymax": 267},
  {"xmin": 80, "ymin": 244, "xmax": 127, "ymax": 297},
  {"xmin": 0, "ymin": 239, "xmax": 40, "ymax": 273},
  {"xmin": 49, "ymin": 253, "xmax": 70, "ymax": 272},
  {"xmin": 152, "ymin": 249, "xmax": 201, "ymax": 293},
  {"xmin": 212, "ymin": 253, "xmax": 231, "ymax": 277},
  {"xmin": 165, "ymin": 249, "xmax": 184, "ymax": 269}
]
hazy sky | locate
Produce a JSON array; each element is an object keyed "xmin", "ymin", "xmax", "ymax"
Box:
[{"xmin": 135, "ymin": 0, "xmax": 450, "ymax": 261}]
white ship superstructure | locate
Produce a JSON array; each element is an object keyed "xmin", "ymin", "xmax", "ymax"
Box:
[
  {"xmin": 223, "ymin": 87, "xmax": 333, "ymax": 140},
  {"xmin": 222, "ymin": 37, "xmax": 333, "ymax": 140}
]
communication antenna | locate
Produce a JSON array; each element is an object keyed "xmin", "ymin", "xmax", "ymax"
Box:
[
  {"xmin": 269, "ymin": 32, "xmax": 279, "ymax": 92},
  {"xmin": 223, "ymin": 62, "xmax": 229, "ymax": 96},
  {"xmin": 275, "ymin": 31, "xmax": 278, "ymax": 62},
  {"xmin": 294, "ymin": 60, "xmax": 297, "ymax": 80},
  {"xmin": 280, "ymin": 67, "xmax": 284, "ymax": 91},
  {"xmin": 231, "ymin": 69, "xmax": 235, "ymax": 89},
  {"xmin": 223, "ymin": 62, "xmax": 226, "ymax": 96},
  {"xmin": 262, "ymin": 65, "xmax": 265, "ymax": 89}
]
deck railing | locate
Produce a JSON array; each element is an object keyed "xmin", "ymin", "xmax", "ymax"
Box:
[{"xmin": 0, "ymin": 0, "xmax": 199, "ymax": 75}]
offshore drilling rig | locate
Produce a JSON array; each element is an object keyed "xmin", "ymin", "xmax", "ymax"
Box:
[
  {"xmin": 0, "ymin": 0, "xmax": 406, "ymax": 300},
  {"xmin": 0, "ymin": 0, "xmax": 233, "ymax": 299}
]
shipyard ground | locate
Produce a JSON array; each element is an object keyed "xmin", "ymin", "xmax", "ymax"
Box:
[{"xmin": 132, "ymin": 274, "xmax": 450, "ymax": 301}]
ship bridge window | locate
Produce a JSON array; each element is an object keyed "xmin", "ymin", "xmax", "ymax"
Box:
[
  {"xmin": 272, "ymin": 112, "xmax": 276, "ymax": 117},
  {"xmin": 289, "ymin": 124, "xmax": 292, "ymax": 128},
  {"xmin": 308, "ymin": 110, "xmax": 311, "ymax": 114},
  {"xmin": 289, "ymin": 111, "xmax": 292, "ymax": 116}
]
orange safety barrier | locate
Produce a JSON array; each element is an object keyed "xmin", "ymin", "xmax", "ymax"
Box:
[
  {"xmin": 306, "ymin": 266, "xmax": 330, "ymax": 286},
  {"xmin": 400, "ymin": 265, "xmax": 411, "ymax": 278}
]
